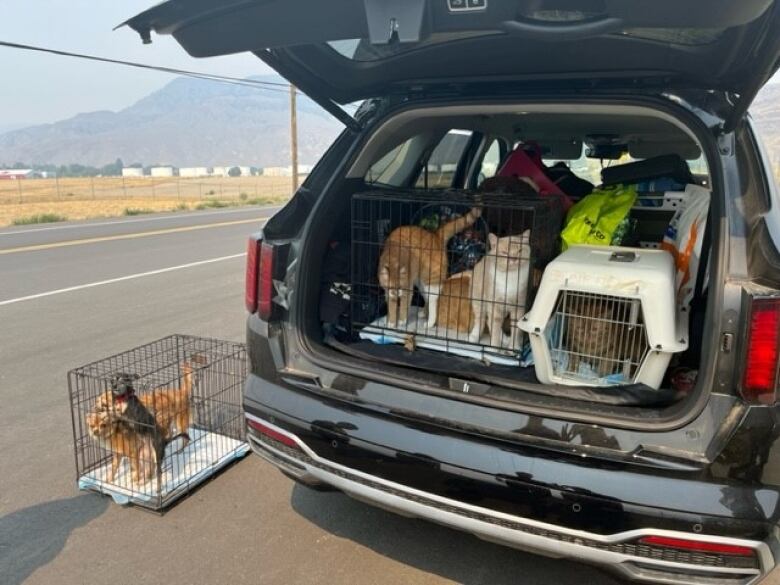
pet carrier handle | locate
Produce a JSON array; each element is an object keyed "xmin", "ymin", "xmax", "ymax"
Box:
[
  {"xmin": 499, "ymin": 16, "xmax": 624, "ymax": 41},
  {"xmin": 609, "ymin": 251, "xmax": 637, "ymax": 263}
]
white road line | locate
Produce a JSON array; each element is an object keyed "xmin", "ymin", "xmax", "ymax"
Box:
[
  {"xmin": 0, "ymin": 253, "xmax": 246, "ymax": 307},
  {"xmin": 0, "ymin": 207, "xmax": 275, "ymax": 236}
]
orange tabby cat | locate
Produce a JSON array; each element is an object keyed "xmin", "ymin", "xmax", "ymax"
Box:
[
  {"xmin": 378, "ymin": 207, "xmax": 481, "ymax": 328},
  {"xmin": 435, "ymin": 272, "xmax": 474, "ymax": 334}
]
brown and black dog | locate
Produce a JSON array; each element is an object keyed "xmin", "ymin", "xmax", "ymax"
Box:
[{"xmin": 85, "ymin": 359, "xmax": 203, "ymax": 484}]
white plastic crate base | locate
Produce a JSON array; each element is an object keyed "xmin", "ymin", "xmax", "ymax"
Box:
[
  {"xmin": 519, "ymin": 245, "xmax": 688, "ymax": 389},
  {"xmin": 78, "ymin": 427, "xmax": 249, "ymax": 507}
]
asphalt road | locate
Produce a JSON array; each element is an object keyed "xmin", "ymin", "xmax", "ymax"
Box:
[{"xmin": 0, "ymin": 207, "xmax": 624, "ymax": 585}]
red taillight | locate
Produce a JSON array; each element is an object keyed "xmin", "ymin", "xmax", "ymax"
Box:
[
  {"xmin": 742, "ymin": 297, "xmax": 780, "ymax": 404},
  {"xmin": 257, "ymin": 242, "xmax": 275, "ymax": 321},
  {"xmin": 639, "ymin": 536, "xmax": 755, "ymax": 557},
  {"xmin": 246, "ymin": 417, "xmax": 300, "ymax": 450},
  {"xmin": 245, "ymin": 238, "xmax": 259, "ymax": 313},
  {"xmin": 245, "ymin": 237, "xmax": 275, "ymax": 320}
]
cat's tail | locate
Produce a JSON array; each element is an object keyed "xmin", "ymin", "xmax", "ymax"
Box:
[{"xmin": 436, "ymin": 207, "xmax": 481, "ymax": 242}]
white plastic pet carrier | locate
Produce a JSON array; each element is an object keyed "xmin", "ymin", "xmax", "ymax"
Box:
[{"xmin": 519, "ymin": 246, "xmax": 687, "ymax": 389}]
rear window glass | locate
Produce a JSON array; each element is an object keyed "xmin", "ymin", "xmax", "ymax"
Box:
[
  {"xmin": 416, "ymin": 130, "xmax": 473, "ymax": 189},
  {"xmin": 365, "ymin": 130, "xmax": 473, "ymax": 188},
  {"xmin": 543, "ymin": 152, "xmax": 709, "ymax": 186},
  {"xmin": 365, "ymin": 139, "xmax": 414, "ymax": 186}
]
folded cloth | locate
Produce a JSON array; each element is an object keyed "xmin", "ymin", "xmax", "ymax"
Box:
[
  {"xmin": 79, "ymin": 427, "xmax": 249, "ymax": 506},
  {"xmin": 359, "ymin": 307, "xmax": 534, "ymax": 367}
]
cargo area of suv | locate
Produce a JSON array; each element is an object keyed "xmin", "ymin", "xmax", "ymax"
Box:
[{"xmin": 298, "ymin": 102, "xmax": 714, "ymax": 418}]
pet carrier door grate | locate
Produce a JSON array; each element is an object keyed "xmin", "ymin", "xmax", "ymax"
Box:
[
  {"xmin": 519, "ymin": 246, "xmax": 688, "ymax": 388},
  {"xmin": 351, "ymin": 190, "xmax": 563, "ymax": 363},
  {"xmin": 550, "ymin": 290, "xmax": 650, "ymax": 382},
  {"xmin": 68, "ymin": 334, "xmax": 249, "ymax": 510}
]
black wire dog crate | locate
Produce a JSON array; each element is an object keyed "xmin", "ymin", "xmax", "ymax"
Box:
[
  {"xmin": 351, "ymin": 189, "xmax": 564, "ymax": 361},
  {"xmin": 68, "ymin": 334, "xmax": 248, "ymax": 511}
]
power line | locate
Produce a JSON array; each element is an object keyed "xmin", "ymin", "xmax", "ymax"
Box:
[
  {"xmin": 0, "ymin": 40, "xmax": 292, "ymax": 94},
  {"xmin": 0, "ymin": 39, "xmax": 364, "ymax": 109},
  {"xmin": 0, "ymin": 38, "xmax": 362, "ymax": 119}
]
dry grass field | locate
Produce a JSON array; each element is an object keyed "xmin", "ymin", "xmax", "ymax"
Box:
[{"xmin": 0, "ymin": 176, "xmax": 294, "ymax": 226}]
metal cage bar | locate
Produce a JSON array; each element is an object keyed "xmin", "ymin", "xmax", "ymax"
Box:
[
  {"xmin": 68, "ymin": 334, "xmax": 248, "ymax": 511},
  {"xmin": 351, "ymin": 190, "xmax": 563, "ymax": 360},
  {"xmin": 553, "ymin": 290, "xmax": 650, "ymax": 383}
]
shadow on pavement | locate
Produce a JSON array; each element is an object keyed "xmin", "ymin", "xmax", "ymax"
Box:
[
  {"xmin": 290, "ymin": 484, "xmax": 624, "ymax": 585},
  {"xmin": 0, "ymin": 494, "xmax": 108, "ymax": 585}
]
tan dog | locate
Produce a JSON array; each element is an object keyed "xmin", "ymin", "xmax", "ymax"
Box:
[{"xmin": 86, "ymin": 406, "xmax": 156, "ymax": 484}]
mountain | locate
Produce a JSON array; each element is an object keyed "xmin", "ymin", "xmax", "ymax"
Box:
[
  {"xmin": 0, "ymin": 75, "xmax": 342, "ymax": 168},
  {"xmin": 1, "ymin": 77, "xmax": 778, "ymax": 170},
  {"xmin": 0, "ymin": 123, "xmax": 32, "ymax": 135}
]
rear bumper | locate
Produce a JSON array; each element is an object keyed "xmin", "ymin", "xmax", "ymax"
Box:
[{"xmin": 244, "ymin": 375, "xmax": 777, "ymax": 584}]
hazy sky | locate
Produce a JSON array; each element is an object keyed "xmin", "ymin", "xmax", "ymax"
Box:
[
  {"xmin": 0, "ymin": 1, "xmax": 777, "ymax": 128},
  {"xmin": 0, "ymin": 1, "xmax": 272, "ymax": 127}
]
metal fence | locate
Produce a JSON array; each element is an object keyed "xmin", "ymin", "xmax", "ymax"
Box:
[{"xmin": 0, "ymin": 175, "xmax": 295, "ymax": 204}]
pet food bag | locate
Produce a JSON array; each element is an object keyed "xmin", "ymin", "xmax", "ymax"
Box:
[
  {"xmin": 560, "ymin": 185, "xmax": 637, "ymax": 250},
  {"xmin": 660, "ymin": 184, "xmax": 710, "ymax": 308}
]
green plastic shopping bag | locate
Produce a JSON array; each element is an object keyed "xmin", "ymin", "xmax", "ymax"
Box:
[{"xmin": 561, "ymin": 185, "xmax": 637, "ymax": 250}]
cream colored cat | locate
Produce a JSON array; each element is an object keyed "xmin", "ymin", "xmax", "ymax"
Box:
[{"xmin": 468, "ymin": 230, "xmax": 531, "ymax": 350}]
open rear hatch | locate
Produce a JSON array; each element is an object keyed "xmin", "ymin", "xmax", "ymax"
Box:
[
  {"xmin": 128, "ymin": 1, "xmax": 779, "ymax": 421},
  {"xmin": 124, "ymin": 0, "xmax": 780, "ymax": 128}
]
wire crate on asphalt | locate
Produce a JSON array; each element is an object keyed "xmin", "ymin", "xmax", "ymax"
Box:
[{"xmin": 68, "ymin": 334, "xmax": 249, "ymax": 511}]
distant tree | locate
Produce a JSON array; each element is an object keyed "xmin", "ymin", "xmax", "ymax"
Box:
[
  {"xmin": 100, "ymin": 158, "xmax": 124, "ymax": 176},
  {"xmin": 228, "ymin": 166, "xmax": 241, "ymax": 177},
  {"xmin": 128, "ymin": 162, "xmax": 143, "ymax": 168}
]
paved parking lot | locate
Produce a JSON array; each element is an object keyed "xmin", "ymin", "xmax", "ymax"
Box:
[{"xmin": 0, "ymin": 208, "xmax": 623, "ymax": 585}]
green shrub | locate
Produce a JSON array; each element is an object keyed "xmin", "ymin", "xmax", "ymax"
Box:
[
  {"xmin": 195, "ymin": 200, "xmax": 231, "ymax": 210},
  {"xmin": 12, "ymin": 213, "xmax": 68, "ymax": 225}
]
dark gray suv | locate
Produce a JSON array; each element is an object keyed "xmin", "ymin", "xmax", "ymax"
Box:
[{"xmin": 125, "ymin": 1, "xmax": 780, "ymax": 582}]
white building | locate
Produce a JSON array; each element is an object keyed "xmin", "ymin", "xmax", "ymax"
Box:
[
  {"xmin": 238, "ymin": 166, "xmax": 252, "ymax": 177},
  {"xmin": 121, "ymin": 167, "xmax": 144, "ymax": 178},
  {"xmin": 150, "ymin": 166, "xmax": 175, "ymax": 177},
  {"xmin": 179, "ymin": 167, "xmax": 210, "ymax": 178},
  {"xmin": 262, "ymin": 165, "xmax": 312, "ymax": 177},
  {"xmin": 262, "ymin": 166, "xmax": 290, "ymax": 177},
  {"xmin": 211, "ymin": 166, "xmax": 230, "ymax": 177}
]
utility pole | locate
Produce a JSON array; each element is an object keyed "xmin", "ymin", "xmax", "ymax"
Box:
[{"xmin": 290, "ymin": 84, "xmax": 299, "ymax": 193}]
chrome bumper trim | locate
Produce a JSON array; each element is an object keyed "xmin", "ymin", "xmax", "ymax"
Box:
[{"xmin": 246, "ymin": 414, "xmax": 774, "ymax": 584}]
